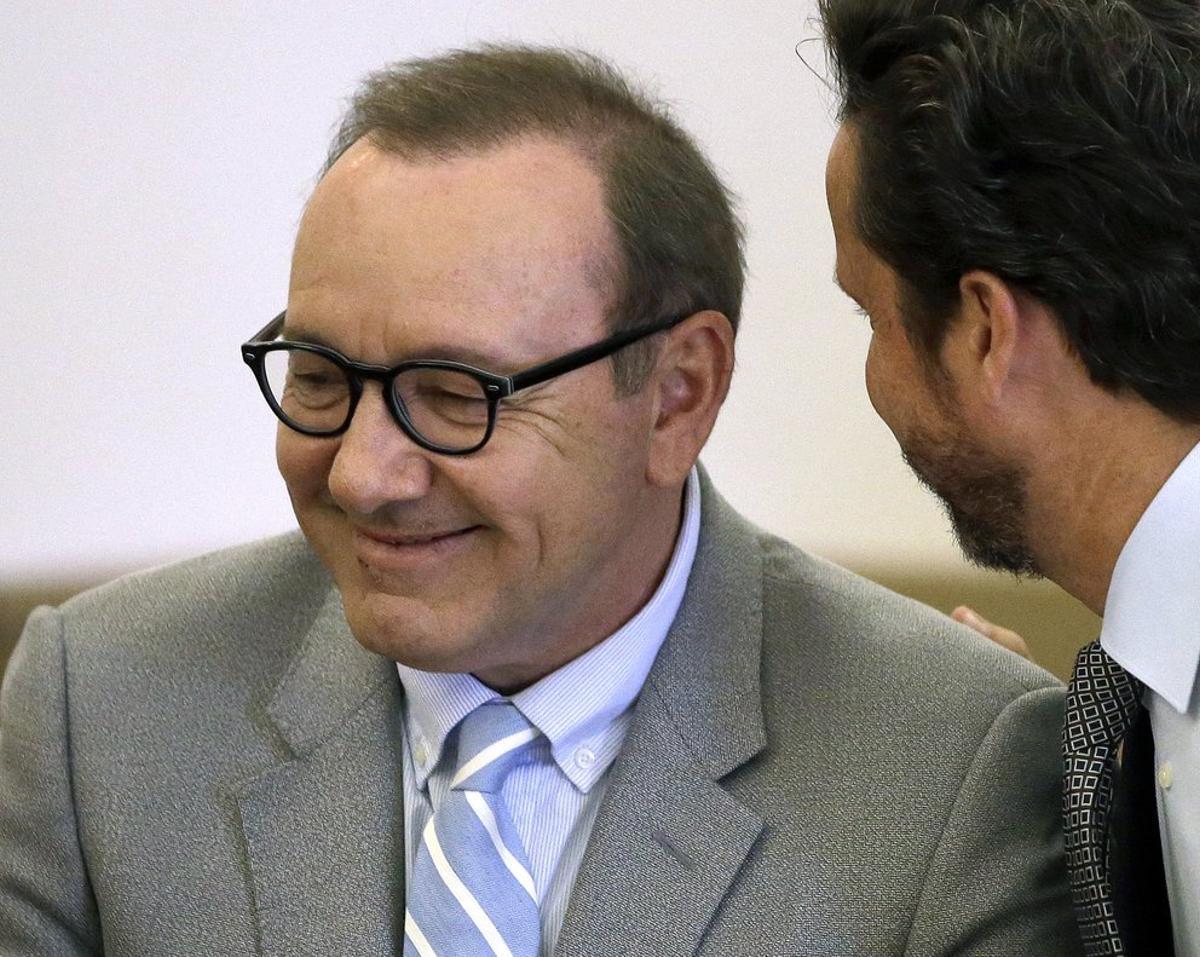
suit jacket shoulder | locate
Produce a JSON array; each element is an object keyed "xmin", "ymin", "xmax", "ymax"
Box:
[
  {"xmin": 1, "ymin": 533, "xmax": 406, "ymax": 957},
  {"xmin": 55, "ymin": 531, "xmax": 325, "ymax": 684},
  {"xmin": 759, "ymin": 528, "xmax": 1061, "ymax": 721}
]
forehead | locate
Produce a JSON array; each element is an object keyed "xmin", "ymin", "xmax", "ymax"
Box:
[
  {"xmin": 288, "ymin": 136, "xmax": 617, "ymax": 359},
  {"xmin": 826, "ymin": 125, "xmax": 863, "ymax": 283},
  {"xmin": 826, "ymin": 124, "xmax": 897, "ymax": 302}
]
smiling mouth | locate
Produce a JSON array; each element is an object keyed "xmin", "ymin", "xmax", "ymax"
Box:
[
  {"xmin": 349, "ymin": 524, "xmax": 483, "ymax": 577},
  {"xmin": 358, "ymin": 526, "xmax": 481, "ymax": 547}
]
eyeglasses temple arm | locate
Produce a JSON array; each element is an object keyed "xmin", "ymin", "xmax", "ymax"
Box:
[
  {"xmin": 243, "ymin": 310, "xmax": 288, "ymax": 347},
  {"xmin": 507, "ymin": 313, "xmax": 687, "ymax": 392}
]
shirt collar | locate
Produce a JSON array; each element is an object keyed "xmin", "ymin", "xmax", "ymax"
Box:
[
  {"xmin": 1101, "ymin": 441, "xmax": 1200, "ymax": 713},
  {"xmin": 397, "ymin": 467, "xmax": 702, "ymax": 792}
]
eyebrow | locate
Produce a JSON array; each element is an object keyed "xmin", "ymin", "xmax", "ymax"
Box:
[{"xmin": 281, "ymin": 322, "xmax": 520, "ymax": 372}]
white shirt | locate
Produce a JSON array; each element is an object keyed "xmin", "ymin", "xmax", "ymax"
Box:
[
  {"xmin": 1102, "ymin": 440, "xmax": 1200, "ymax": 956},
  {"xmin": 396, "ymin": 468, "xmax": 702, "ymax": 957}
]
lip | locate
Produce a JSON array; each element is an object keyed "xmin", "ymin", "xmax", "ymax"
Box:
[{"xmin": 352, "ymin": 525, "xmax": 482, "ymax": 574}]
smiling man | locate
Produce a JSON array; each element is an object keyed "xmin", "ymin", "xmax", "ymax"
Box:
[{"xmin": 3, "ymin": 46, "xmax": 1078, "ymax": 956}]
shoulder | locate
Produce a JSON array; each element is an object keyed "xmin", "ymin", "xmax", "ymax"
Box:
[
  {"xmin": 744, "ymin": 526, "xmax": 1065, "ymax": 798},
  {"xmin": 61, "ymin": 531, "xmax": 321, "ymax": 612},
  {"xmin": 22, "ymin": 532, "xmax": 332, "ymax": 697},
  {"xmin": 756, "ymin": 529, "xmax": 1061, "ymax": 702}
]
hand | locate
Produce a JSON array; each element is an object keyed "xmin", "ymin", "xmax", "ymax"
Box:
[{"xmin": 952, "ymin": 606, "xmax": 1032, "ymax": 661}]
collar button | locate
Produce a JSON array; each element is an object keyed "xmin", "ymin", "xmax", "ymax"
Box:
[{"xmin": 574, "ymin": 747, "xmax": 596, "ymax": 770}]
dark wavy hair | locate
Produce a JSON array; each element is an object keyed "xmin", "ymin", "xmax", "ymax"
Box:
[
  {"xmin": 325, "ymin": 45, "xmax": 744, "ymax": 394},
  {"xmin": 820, "ymin": 0, "xmax": 1200, "ymax": 422}
]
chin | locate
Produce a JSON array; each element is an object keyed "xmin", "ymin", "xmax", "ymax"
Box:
[
  {"xmin": 899, "ymin": 430, "xmax": 1041, "ymax": 577},
  {"xmin": 338, "ymin": 585, "xmax": 483, "ymax": 672}
]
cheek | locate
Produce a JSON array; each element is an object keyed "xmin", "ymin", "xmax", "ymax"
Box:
[
  {"xmin": 863, "ymin": 336, "xmax": 891, "ymax": 420},
  {"xmin": 276, "ymin": 426, "xmax": 335, "ymax": 503},
  {"xmin": 468, "ymin": 451, "xmax": 592, "ymax": 549},
  {"xmin": 863, "ymin": 335, "xmax": 917, "ymax": 444},
  {"xmin": 477, "ymin": 413, "xmax": 644, "ymax": 558}
]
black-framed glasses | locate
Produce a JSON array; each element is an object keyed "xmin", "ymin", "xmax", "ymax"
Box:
[{"xmin": 240, "ymin": 310, "xmax": 688, "ymax": 455}]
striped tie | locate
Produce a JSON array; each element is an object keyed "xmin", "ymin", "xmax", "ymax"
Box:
[
  {"xmin": 404, "ymin": 701, "xmax": 541, "ymax": 957},
  {"xmin": 1063, "ymin": 640, "xmax": 1144, "ymax": 956}
]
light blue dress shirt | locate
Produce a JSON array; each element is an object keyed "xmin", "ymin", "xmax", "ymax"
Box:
[
  {"xmin": 396, "ymin": 468, "xmax": 701, "ymax": 957},
  {"xmin": 1102, "ymin": 440, "xmax": 1200, "ymax": 956}
]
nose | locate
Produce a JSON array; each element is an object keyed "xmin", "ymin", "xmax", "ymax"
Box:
[{"xmin": 327, "ymin": 385, "xmax": 434, "ymax": 514}]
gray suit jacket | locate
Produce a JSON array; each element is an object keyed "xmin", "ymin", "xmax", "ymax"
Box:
[{"xmin": 0, "ymin": 478, "xmax": 1082, "ymax": 955}]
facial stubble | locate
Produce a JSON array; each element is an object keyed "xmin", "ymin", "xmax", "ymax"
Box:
[{"xmin": 899, "ymin": 396, "xmax": 1042, "ymax": 577}]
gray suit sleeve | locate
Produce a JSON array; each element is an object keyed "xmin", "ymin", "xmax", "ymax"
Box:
[
  {"xmin": 904, "ymin": 685, "xmax": 1083, "ymax": 957},
  {"xmin": 0, "ymin": 607, "xmax": 101, "ymax": 955}
]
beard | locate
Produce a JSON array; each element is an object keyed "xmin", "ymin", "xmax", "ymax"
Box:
[{"xmin": 900, "ymin": 418, "xmax": 1041, "ymax": 576}]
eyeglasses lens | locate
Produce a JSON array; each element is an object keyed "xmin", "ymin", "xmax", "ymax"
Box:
[
  {"xmin": 262, "ymin": 349, "xmax": 491, "ymax": 450},
  {"xmin": 393, "ymin": 368, "xmax": 490, "ymax": 451},
  {"xmin": 263, "ymin": 349, "xmax": 352, "ymax": 434}
]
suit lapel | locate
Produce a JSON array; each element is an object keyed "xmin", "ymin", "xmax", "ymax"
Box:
[
  {"xmin": 555, "ymin": 474, "xmax": 767, "ymax": 957},
  {"xmin": 235, "ymin": 586, "xmax": 406, "ymax": 956}
]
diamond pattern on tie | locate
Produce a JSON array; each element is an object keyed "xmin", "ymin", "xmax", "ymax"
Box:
[
  {"xmin": 405, "ymin": 702, "xmax": 541, "ymax": 957},
  {"xmin": 1063, "ymin": 640, "xmax": 1144, "ymax": 957}
]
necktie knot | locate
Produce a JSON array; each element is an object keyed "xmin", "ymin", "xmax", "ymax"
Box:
[
  {"xmin": 451, "ymin": 701, "xmax": 539, "ymax": 794},
  {"xmin": 1063, "ymin": 640, "xmax": 1144, "ymax": 754}
]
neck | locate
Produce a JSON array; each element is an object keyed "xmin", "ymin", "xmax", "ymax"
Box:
[
  {"xmin": 1026, "ymin": 407, "xmax": 1200, "ymax": 615},
  {"xmin": 475, "ymin": 479, "xmax": 688, "ymax": 693}
]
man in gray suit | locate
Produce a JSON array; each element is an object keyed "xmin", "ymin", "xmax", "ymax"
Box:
[{"xmin": 1, "ymin": 46, "xmax": 1080, "ymax": 955}]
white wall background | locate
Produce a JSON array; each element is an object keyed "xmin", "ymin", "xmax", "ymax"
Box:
[{"xmin": 2, "ymin": 0, "xmax": 971, "ymax": 582}]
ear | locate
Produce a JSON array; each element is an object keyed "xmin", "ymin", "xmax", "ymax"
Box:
[
  {"xmin": 644, "ymin": 310, "xmax": 735, "ymax": 488},
  {"xmin": 942, "ymin": 270, "xmax": 1024, "ymax": 407}
]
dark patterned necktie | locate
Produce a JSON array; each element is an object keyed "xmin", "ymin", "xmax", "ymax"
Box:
[{"xmin": 1063, "ymin": 640, "xmax": 1145, "ymax": 956}]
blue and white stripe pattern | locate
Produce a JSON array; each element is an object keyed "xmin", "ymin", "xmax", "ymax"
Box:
[
  {"xmin": 397, "ymin": 468, "xmax": 702, "ymax": 957},
  {"xmin": 404, "ymin": 702, "xmax": 542, "ymax": 957}
]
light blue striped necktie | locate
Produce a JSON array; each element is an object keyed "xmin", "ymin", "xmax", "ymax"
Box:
[{"xmin": 405, "ymin": 701, "xmax": 541, "ymax": 957}]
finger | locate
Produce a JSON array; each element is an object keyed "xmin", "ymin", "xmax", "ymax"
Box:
[
  {"xmin": 952, "ymin": 606, "xmax": 1033, "ymax": 660},
  {"xmin": 952, "ymin": 605, "xmax": 991, "ymax": 635}
]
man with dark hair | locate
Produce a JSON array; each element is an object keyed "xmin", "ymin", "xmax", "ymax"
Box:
[
  {"xmin": 821, "ymin": 1, "xmax": 1200, "ymax": 953},
  {"xmin": 3, "ymin": 45, "xmax": 1078, "ymax": 954}
]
